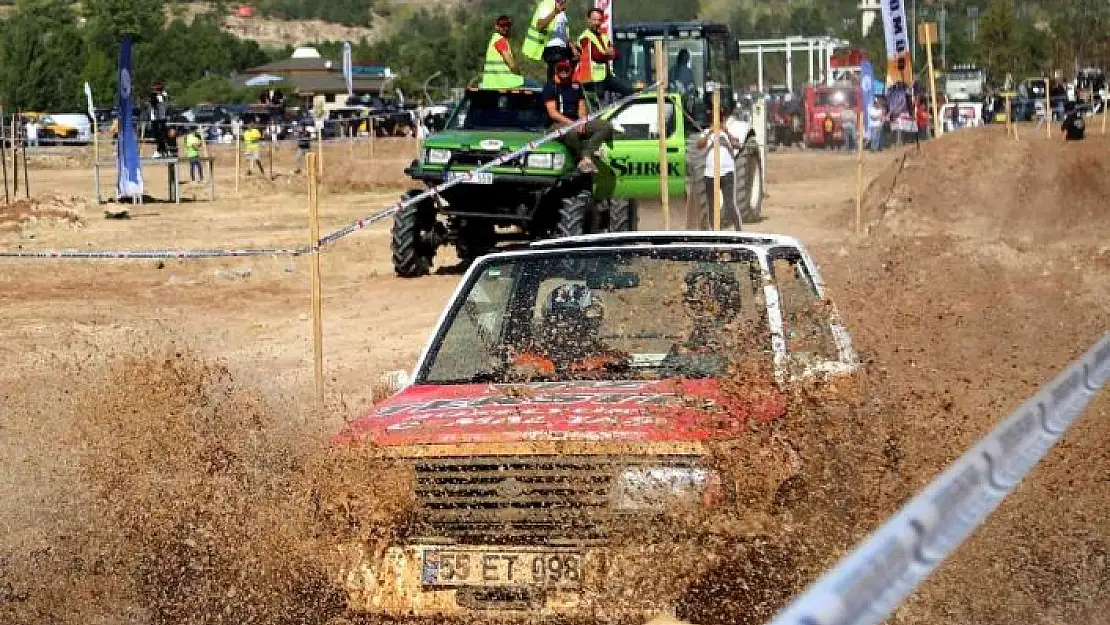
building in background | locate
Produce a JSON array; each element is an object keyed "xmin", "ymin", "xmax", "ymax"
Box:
[{"xmin": 238, "ymin": 46, "xmax": 395, "ymax": 111}]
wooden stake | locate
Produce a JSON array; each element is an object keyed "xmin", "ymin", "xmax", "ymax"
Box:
[
  {"xmin": 346, "ymin": 122, "xmax": 354, "ymax": 159},
  {"xmin": 234, "ymin": 129, "xmax": 241, "ymax": 195},
  {"xmin": 316, "ymin": 123, "xmax": 324, "ymax": 177},
  {"xmin": 654, "ymin": 40, "xmax": 670, "ymax": 230},
  {"xmin": 1102, "ymin": 105, "xmax": 1107, "ymax": 135},
  {"xmin": 1, "ymin": 107, "xmax": 9, "ymax": 205},
  {"xmin": 1045, "ymin": 76, "xmax": 1052, "ymax": 139},
  {"xmin": 268, "ymin": 130, "xmax": 275, "ymax": 181},
  {"xmin": 11, "ymin": 115, "xmax": 17, "ymax": 196},
  {"xmin": 924, "ymin": 28, "xmax": 941, "ymax": 138},
  {"xmin": 711, "ymin": 87, "xmax": 721, "ymax": 232},
  {"xmin": 855, "ymin": 108, "xmax": 864, "ymax": 236},
  {"xmin": 306, "ymin": 152, "xmax": 324, "ymax": 405}
]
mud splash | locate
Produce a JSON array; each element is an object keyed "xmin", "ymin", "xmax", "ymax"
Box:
[{"xmin": 0, "ymin": 346, "xmax": 413, "ymax": 625}]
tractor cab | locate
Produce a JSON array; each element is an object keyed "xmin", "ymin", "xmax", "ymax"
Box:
[{"xmin": 611, "ymin": 21, "xmax": 739, "ymax": 129}]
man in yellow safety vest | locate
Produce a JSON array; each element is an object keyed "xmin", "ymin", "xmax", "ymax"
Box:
[
  {"xmin": 480, "ymin": 15, "xmax": 525, "ymax": 90},
  {"xmin": 522, "ymin": 0, "xmax": 578, "ymax": 83},
  {"xmin": 575, "ymin": 8, "xmax": 633, "ymax": 102}
]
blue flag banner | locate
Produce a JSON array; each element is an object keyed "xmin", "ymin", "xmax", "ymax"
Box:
[
  {"xmin": 116, "ymin": 35, "xmax": 144, "ymax": 200},
  {"xmin": 861, "ymin": 60, "xmax": 875, "ymax": 140}
]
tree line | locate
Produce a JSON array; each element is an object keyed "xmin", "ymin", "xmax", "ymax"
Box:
[{"xmin": 0, "ymin": 0, "xmax": 1105, "ymax": 113}]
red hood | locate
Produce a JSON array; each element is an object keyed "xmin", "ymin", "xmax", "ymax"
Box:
[{"xmin": 340, "ymin": 379, "xmax": 786, "ymax": 447}]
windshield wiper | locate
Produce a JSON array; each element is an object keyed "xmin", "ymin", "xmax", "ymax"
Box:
[{"xmin": 427, "ymin": 371, "xmax": 504, "ymax": 385}]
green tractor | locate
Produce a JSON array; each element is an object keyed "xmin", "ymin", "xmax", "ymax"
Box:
[{"xmin": 391, "ymin": 22, "xmax": 765, "ymax": 278}]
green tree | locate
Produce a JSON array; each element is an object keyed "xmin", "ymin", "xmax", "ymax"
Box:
[{"xmin": 0, "ymin": 0, "xmax": 85, "ymax": 110}]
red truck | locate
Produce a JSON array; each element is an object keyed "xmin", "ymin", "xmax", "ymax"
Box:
[
  {"xmin": 329, "ymin": 231, "xmax": 859, "ymax": 620},
  {"xmin": 803, "ymin": 83, "xmax": 864, "ymax": 149}
]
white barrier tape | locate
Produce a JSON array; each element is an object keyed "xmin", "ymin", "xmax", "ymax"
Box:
[
  {"xmin": 0, "ymin": 247, "xmax": 309, "ymax": 259},
  {"xmin": 763, "ymin": 330, "xmax": 1110, "ymax": 625},
  {"xmin": 317, "ymin": 84, "xmax": 659, "ymax": 247}
]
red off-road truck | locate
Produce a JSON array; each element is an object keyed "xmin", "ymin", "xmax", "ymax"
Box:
[{"xmin": 330, "ymin": 231, "xmax": 858, "ymax": 621}]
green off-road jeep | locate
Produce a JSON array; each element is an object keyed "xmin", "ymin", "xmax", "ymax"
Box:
[{"xmin": 394, "ymin": 78, "xmax": 763, "ymax": 277}]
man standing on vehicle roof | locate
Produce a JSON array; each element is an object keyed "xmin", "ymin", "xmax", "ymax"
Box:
[
  {"xmin": 575, "ymin": 8, "xmax": 633, "ymax": 103},
  {"xmin": 522, "ymin": 0, "xmax": 578, "ymax": 83},
  {"xmin": 543, "ymin": 59, "xmax": 615, "ymax": 174},
  {"xmin": 480, "ymin": 15, "xmax": 525, "ymax": 90}
]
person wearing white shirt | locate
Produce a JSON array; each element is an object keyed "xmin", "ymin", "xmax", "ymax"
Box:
[
  {"xmin": 868, "ymin": 100, "xmax": 885, "ymax": 151},
  {"xmin": 25, "ymin": 119, "xmax": 39, "ymax": 147},
  {"xmin": 696, "ymin": 122, "xmax": 741, "ymax": 229}
]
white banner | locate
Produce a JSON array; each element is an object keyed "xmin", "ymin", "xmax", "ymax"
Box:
[
  {"xmin": 343, "ymin": 42, "xmax": 353, "ymax": 97},
  {"xmin": 595, "ymin": 0, "xmax": 612, "ymax": 36},
  {"xmin": 880, "ymin": 0, "xmax": 913, "ymax": 85},
  {"xmin": 762, "ymin": 331, "xmax": 1110, "ymax": 625}
]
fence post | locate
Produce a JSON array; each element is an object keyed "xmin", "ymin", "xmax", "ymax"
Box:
[
  {"xmin": 1, "ymin": 107, "xmax": 9, "ymax": 205},
  {"xmin": 306, "ymin": 152, "xmax": 324, "ymax": 405},
  {"xmin": 655, "ymin": 40, "xmax": 670, "ymax": 230},
  {"xmin": 856, "ymin": 109, "xmax": 864, "ymax": 236},
  {"xmin": 711, "ymin": 86, "xmax": 721, "ymax": 232}
]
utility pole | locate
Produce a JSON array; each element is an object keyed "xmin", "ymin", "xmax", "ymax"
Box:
[{"xmin": 938, "ymin": 5, "xmax": 947, "ymax": 71}]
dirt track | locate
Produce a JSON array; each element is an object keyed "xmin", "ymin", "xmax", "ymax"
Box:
[{"xmin": 1, "ymin": 129, "xmax": 1108, "ymax": 624}]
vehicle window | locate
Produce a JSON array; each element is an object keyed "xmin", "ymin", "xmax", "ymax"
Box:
[
  {"xmin": 608, "ymin": 101, "xmax": 675, "ymax": 139},
  {"xmin": 815, "ymin": 90, "xmax": 859, "ymax": 108},
  {"xmin": 422, "ymin": 264, "xmax": 517, "ymax": 383},
  {"xmin": 769, "ymin": 250, "xmax": 839, "ymax": 364},
  {"xmin": 419, "ymin": 248, "xmax": 771, "ymax": 384},
  {"xmin": 448, "ymin": 91, "xmax": 547, "ymax": 132}
]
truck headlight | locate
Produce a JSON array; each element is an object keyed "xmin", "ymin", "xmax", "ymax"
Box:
[
  {"xmin": 610, "ymin": 467, "xmax": 722, "ymax": 511},
  {"xmin": 525, "ymin": 152, "xmax": 564, "ymax": 169},
  {"xmin": 425, "ymin": 148, "xmax": 451, "ymax": 164}
]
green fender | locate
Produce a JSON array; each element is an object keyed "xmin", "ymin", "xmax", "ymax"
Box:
[{"xmin": 594, "ymin": 92, "xmax": 688, "ymax": 201}]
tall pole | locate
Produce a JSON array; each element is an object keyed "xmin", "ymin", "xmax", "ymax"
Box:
[
  {"xmin": 711, "ymin": 86, "xmax": 721, "ymax": 232},
  {"xmin": 1045, "ymin": 76, "xmax": 1052, "ymax": 139},
  {"xmin": 306, "ymin": 152, "xmax": 324, "ymax": 405},
  {"xmin": 1, "ymin": 106, "xmax": 9, "ymax": 205},
  {"xmin": 855, "ymin": 108, "xmax": 864, "ymax": 236},
  {"xmin": 925, "ymin": 26, "xmax": 941, "ymax": 139},
  {"xmin": 654, "ymin": 41, "xmax": 670, "ymax": 230}
]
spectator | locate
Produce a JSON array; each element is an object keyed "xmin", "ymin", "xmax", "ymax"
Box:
[
  {"xmin": 868, "ymin": 98, "xmax": 884, "ymax": 151},
  {"xmin": 696, "ymin": 106, "xmax": 743, "ymax": 230},
  {"xmin": 293, "ymin": 122, "xmax": 312, "ymax": 174},
  {"xmin": 148, "ymin": 81, "xmax": 170, "ymax": 158},
  {"xmin": 822, "ymin": 112, "xmax": 835, "ymax": 150},
  {"xmin": 243, "ymin": 124, "xmax": 265, "ymax": 176},
  {"xmin": 840, "ymin": 106, "xmax": 857, "ymax": 151},
  {"xmin": 916, "ymin": 99, "xmax": 930, "ymax": 140},
  {"xmin": 25, "ymin": 118, "xmax": 39, "ymax": 147},
  {"xmin": 1061, "ymin": 102, "xmax": 1085, "ymax": 141},
  {"xmin": 185, "ymin": 128, "xmax": 204, "ymax": 183}
]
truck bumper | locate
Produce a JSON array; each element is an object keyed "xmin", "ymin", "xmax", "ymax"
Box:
[{"xmin": 334, "ymin": 542, "xmax": 665, "ymax": 620}]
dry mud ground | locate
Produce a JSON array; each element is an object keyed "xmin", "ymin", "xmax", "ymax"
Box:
[{"xmin": 1, "ymin": 129, "xmax": 1108, "ymax": 625}]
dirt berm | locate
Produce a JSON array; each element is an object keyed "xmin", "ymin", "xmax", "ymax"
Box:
[{"xmin": 817, "ymin": 127, "xmax": 1110, "ymax": 625}]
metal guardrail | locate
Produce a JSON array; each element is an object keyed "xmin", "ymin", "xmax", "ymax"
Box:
[{"xmin": 761, "ymin": 330, "xmax": 1110, "ymax": 625}]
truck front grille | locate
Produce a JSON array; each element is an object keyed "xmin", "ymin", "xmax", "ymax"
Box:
[
  {"xmin": 451, "ymin": 151, "xmax": 522, "ymax": 167},
  {"xmin": 406, "ymin": 455, "xmax": 699, "ymax": 546}
]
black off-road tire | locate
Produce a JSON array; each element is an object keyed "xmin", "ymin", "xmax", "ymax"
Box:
[
  {"xmin": 736, "ymin": 137, "xmax": 764, "ymax": 224},
  {"xmin": 608, "ymin": 199, "xmax": 638, "ymax": 232},
  {"xmin": 391, "ymin": 189, "xmax": 436, "ymax": 278},
  {"xmin": 556, "ymin": 191, "xmax": 591, "ymax": 238}
]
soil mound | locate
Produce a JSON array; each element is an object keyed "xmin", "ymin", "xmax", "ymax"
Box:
[
  {"xmin": 0, "ymin": 194, "xmax": 87, "ymax": 236},
  {"xmin": 858, "ymin": 127, "xmax": 1110, "ymax": 268}
]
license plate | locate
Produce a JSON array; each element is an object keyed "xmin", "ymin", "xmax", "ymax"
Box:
[
  {"xmin": 446, "ymin": 171, "xmax": 493, "ymax": 184},
  {"xmin": 421, "ymin": 549, "xmax": 582, "ymax": 588}
]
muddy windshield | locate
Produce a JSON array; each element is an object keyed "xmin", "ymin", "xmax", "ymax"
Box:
[{"xmin": 419, "ymin": 248, "xmax": 775, "ymax": 384}]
